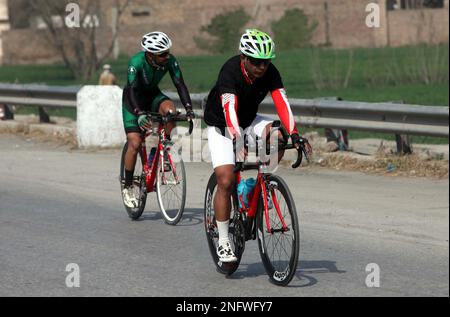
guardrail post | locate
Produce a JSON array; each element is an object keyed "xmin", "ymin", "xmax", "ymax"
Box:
[
  {"xmin": 326, "ymin": 129, "xmax": 349, "ymax": 151},
  {"xmin": 389, "ymin": 100, "xmax": 413, "ymax": 155},
  {"xmin": 0, "ymin": 104, "xmax": 14, "ymax": 120},
  {"xmin": 38, "ymin": 107, "xmax": 51, "ymax": 123},
  {"xmin": 320, "ymin": 97, "xmax": 349, "ymax": 151},
  {"xmin": 395, "ymin": 134, "xmax": 412, "ymax": 154}
]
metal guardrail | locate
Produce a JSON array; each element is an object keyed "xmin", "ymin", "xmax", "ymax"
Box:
[
  {"xmin": 0, "ymin": 84, "xmax": 79, "ymax": 108},
  {"xmin": 0, "ymin": 84, "xmax": 449, "ymax": 138},
  {"xmin": 168, "ymin": 92, "xmax": 449, "ymax": 138}
]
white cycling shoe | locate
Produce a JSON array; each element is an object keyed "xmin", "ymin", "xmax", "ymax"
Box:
[
  {"xmin": 122, "ymin": 186, "xmax": 139, "ymax": 208},
  {"xmin": 217, "ymin": 241, "xmax": 238, "ymax": 263}
]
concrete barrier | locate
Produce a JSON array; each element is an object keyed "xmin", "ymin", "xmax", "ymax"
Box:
[{"xmin": 77, "ymin": 86, "xmax": 124, "ymax": 148}]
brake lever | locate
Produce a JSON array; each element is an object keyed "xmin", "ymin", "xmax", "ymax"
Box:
[
  {"xmin": 302, "ymin": 141, "xmax": 312, "ymax": 163},
  {"xmin": 188, "ymin": 120, "xmax": 194, "ymax": 136},
  {"xmin": 292, "ymin": 147, "xmax": 303, "ymax": 169}
]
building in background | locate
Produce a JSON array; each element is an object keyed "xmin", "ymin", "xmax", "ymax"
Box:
[
  {"xmin": 1, "ymin": 0, "xmax": 448, "ymax": 65},
  {"xmin": 0, "ymin": 0, "xmax": 10, "ymax": 65}
]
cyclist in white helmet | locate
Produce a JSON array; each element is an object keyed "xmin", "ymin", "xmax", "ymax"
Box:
[
  {"xmin": 121, "ymin": 31, "xmax": 195, "ymax": 209},
  {"xmin": 204, "ymin": 29, "xmax": 312, "ymax": 262}
]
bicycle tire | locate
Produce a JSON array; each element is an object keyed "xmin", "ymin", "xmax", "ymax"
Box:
[
  {"xmin": 203, "ymin": 173, "xmax": 245, "ymax": 276},
  {"xmin": 256, "ymin": 175, "xmax": 300, "ymax": 286},
  {"xmin": 156, "ymin": 142, "xmax": 186, "ymax": 225},
  {"xmin": 120, "ymin": 142, "xmax": 147, "ymax": 220}
]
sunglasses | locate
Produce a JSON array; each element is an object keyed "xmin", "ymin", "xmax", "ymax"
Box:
[
  {"xmin": 156, "ymin": 51, "xmax": 170, "ymax": 58},
  {"xmin": 247, "ymin": 56, "xmax": 271, "ymax": 67}
]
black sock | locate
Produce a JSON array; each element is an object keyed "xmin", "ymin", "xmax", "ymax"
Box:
[{"xmin": 125, "ymin": 169, "xmax": 134, "ymax": 188}]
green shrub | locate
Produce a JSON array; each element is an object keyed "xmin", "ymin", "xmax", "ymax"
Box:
[
  {"xmin": 272, "ymin": 8, "xmax": 318, "ymax": 50},
  {"xmin": 194, "ymin": 8, "xmax": 250, "ymax": 54}
]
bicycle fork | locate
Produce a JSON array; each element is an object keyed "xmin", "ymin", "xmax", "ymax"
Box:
[{"xmin": 257, "ymin": 176, "xmax": 288, "ymax": 234}]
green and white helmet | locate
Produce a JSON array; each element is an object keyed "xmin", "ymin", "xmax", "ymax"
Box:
[{"xmin": 239, "ymin": 29, "xmax": 276, "ymax": 59}]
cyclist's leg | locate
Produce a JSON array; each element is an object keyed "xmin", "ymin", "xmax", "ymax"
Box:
[
  {"xmin": 122, "ymin": 105, "xmax": 143, "ymax": 207},
  {"xmin": 122, "ymin": 106, "xmax": 143, "ymax": 185},
  {"xmin": 207, "ymin": 126, "xmax": 237, "ymax": 262},
  {"xmin": 208, "ymin": 127, "xmax": 235, "ymax": 221},
  {"xmin": 151, "ymin": 91, "xmax": 176, "ymax": 139}
]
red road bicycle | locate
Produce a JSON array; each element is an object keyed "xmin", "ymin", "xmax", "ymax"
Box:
[
  {"xmin": 120, "ymin": 111, "xmax": 193, "ymax": 225},
  {"xmin": 204, "ymin": 122, "xmax": 310, "ymax": 286}
]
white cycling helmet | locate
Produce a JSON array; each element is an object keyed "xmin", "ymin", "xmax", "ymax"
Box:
[
  {"xmin": 239, "ymin": 29, "xmax": 276, "ymax": 59},
  {"xmin": 141, "ymin": 31, "xmax": 172, "ymax": 54}
]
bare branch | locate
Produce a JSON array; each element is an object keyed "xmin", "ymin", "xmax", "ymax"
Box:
[
  {"xmin": 27, "ymin": 0, "xmax": 131, "ymax": 80},
  {"xmin": 97, "ymin": 0, "xmax": 131, "ymax": 67}
]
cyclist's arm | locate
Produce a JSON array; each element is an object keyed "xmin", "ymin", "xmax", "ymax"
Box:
[
  {"xmin": 169, "ymin": 56, "xmax": 193, "ymax": 110},
  {"xmin": 271, "ymin": 88, "xmax": 299, "ymax": 135},
  {"xmin": 217, "ymin": 65, "xmax": 241, "ymax": 139},
  {"xmin": 266, "ymin": 65, "xmax": 299, "ymax": 135},
  {"xmin": 126, "ymin": 62, "xmax": 144, "ymax": 114},
  {"xmin": 221, "ymin": 93, "xmax": 241, "ymax": 139}
]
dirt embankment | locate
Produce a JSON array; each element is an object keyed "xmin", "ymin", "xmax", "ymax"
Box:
[
  {"xmin": 1, "ymin": 116, "xmax": 449, "ymax": 179},
  {"xmin": 293, "ymin": 132, "xmax": 449, "ymax": 179}
]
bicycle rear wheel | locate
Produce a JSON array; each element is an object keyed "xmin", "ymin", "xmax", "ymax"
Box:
[
  {"xmin": 120, "ymin": 142, "xmax": 147, "ymax": 220},
  {"xmin": 256, "ymin": 175, "xmax": 300, "ymax": 286},
  {"xmin": 204, "ymin": 173, "xmax": 245, "ymax": 276},
  {"xmin": 156, "ymin": 141, "xmax": 186, "ymax": 225}
]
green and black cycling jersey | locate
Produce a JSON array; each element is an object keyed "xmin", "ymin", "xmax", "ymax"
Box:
[{"xmin": 122, "ymin": 51, "xmax": 192, "ymax": 114}]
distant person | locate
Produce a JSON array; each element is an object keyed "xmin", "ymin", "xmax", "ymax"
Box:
[{"xmin": 99, "ymin": 64, "xmax": 118, "ymax": 85}]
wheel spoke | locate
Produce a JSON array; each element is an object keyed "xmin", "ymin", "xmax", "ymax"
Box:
[
  {"xmin": 259, "ymin": 178, "xmax": 299, "ymax": 283},
  {"xmin": 157, "ymin": 152, "xmax": 185, "ymax": 223}
]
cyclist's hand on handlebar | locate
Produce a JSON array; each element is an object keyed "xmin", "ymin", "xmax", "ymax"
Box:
[
  {"xmin": 185, "ymin": 105, "xmax": 195, "ymax": 121},
  {"xmin": 138, "ymin": 114, "xmax": 152, "ymax": 131},
  {"xmin": 291, "ymin": 133, "xmax": 313, "ymax": 157}
]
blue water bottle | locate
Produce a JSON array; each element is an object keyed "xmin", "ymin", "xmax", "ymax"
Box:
[{"xmin": 237, "ymin": 178, "xmax": 257, "ymax": 209}]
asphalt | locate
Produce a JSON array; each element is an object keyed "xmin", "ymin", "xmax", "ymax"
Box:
[{"xmin": 0, "ymin": 134, "xmax": 448, "ymax": 297}]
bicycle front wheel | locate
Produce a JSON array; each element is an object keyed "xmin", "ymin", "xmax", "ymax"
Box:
[
  {"xmin": 156, "ymin": 142, "xmax": 186, "ymax": 225},
  {"xmin": 256, "ymin": 175, "xmax": 300, "ymax": 286}
]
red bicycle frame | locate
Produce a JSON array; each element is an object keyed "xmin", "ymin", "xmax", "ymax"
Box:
[
  {"xmin": 236, "ymin": 170, "xmax": 288, "ymax": 234},
  {"xmin": 140, "ymin": 123, "xmax": 179, "ymax": 193}
]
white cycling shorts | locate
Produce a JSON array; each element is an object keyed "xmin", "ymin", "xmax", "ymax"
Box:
[{"xmin": 207, "ymin": 115, "xmax": 273, "ymax": 169}]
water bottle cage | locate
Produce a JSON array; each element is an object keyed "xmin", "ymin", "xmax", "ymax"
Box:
[{"xmin": 239, "ymin": 195, "xmax": 249, "ymax": 212}]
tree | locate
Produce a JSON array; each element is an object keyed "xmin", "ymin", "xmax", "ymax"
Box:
[
  {"xmin": 271, "ymin": 8, "xmax": 318, "ymax": 50},
  {"xmin": 7, "ymin": 0, "xmax": 32, "ymax": 29},
  {"xmin": 28, "ymin": 0, "xmax": 130, "ymax": 81},
  {"xmin": 194, "ymin": 8, "xmax": 250, "ymax": 54}
]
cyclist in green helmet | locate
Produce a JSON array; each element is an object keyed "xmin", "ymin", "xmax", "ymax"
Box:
[
  {"xmin": 204, "ymin": 29, "xmax": 312, "ymax": 262},
  {"xmin": 122, "ymin": 31, "xmax": 195, "ymax": 209}
]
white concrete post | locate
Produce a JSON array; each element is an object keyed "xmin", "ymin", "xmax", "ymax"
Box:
[
  {"xmin": 77, "ymin": 86, "xmax": 125, "ymax": 148},
  {"xmin": 0, "ymin": 0, "xmax": 11, "ymax": 65}
]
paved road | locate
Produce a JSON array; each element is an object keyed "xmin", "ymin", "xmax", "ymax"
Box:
[{"xmin": 0, "ymin": 135, "xmax": 448, "ymax": 297}]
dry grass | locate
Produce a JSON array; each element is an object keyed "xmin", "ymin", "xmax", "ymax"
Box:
[
  {"xmin": 0, "ymin": 123, "xmax": 77, "ymax": 149},
  {"xmin": 311, "ymin": 150, "xmax": 449, "ymax": 179},
  {"xmin": 25, "ymin": 129, "xmax": 78, "ymax": 149},
  {"xmin": 280, "ymin": 133, "xmax": 449, "ymax": 179}
]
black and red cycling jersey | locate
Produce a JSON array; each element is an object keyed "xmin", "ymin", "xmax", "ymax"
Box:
[{"xmin": 204, "ymin": 55, "xmax": 298, "ymax": 138}]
